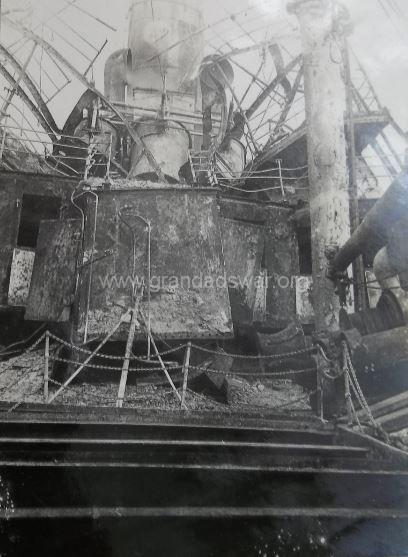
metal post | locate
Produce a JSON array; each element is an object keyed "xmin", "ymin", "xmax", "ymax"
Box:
[
  {"xmin": 148, "ymin": 330, "xmax": 186, "ymax": 408},
  {"xmin": 288, "ymin": 0, "xmax": 352, "ymax": 332},
  {"xmin": 181, "ymin": 342, "xmax": 192, "ymax": 409},
  {"xmin": 48, "ymin": 310, "xmax": 130, "ymax": 404},
  {"xmin": 119, "ymin": 208, "xmax": 152, "ymax": 359},
  {"xmin": 116, "ymin": 293, "xmax": 142, "ymax": 408},
  {"xmin": 316, "ymin": 363, "xmax": 324, "ymax": 421},
  {"xmin": 83, "ymin": 191, "xmax": 99, "ymax": 344},
  {"xmin": 146, "ymin": 222, "xmax": 151, "ymax": 360},
  {"xmin": 277, "ymin": 159, "xmax": 286, "ymax": 199},
  {"xmin": 44, "ymin": 331, "xmax": 49, "ymax": 402},
  {"xmin": 105, "ymin": 132, "xmax": 113, "ymax": 180},
  {"xmin": 0, "ymin": 114, "xmax": 8, "ymax": 162},
  {"xmin": 139, "ymin": 310, "xmax": 186, "ymax": 409}
]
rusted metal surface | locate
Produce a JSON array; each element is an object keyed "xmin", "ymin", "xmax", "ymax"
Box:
[
  {"xmin": 365, "ymin": 270, "xmax": 382, "ymax": 308},
  {"xmin": 290, "ymin": 0, "xmax": 351, "ymax": 332},
  {"xmin": 221, "ymin": 218, "xmax": 264, "ymax": 328},
  {"xmin": 253, "ymin": 269, "xmax": 268, "ymax": 323},
  {"xmin": 218, "ymin": 197, "xmax": 268, "ymax": 224},
  {"xmin": 219, "ymin": 200, "xmax": 300, "ymax": 328},
  {"xmin": 340, "ymin": 290, "xmax": 405, "ymax": 336},
  {"xmin": 342, "ymin": 325, "xmax": 408, "ymax": 372},
  {"xmin": 388, "ymin": 218, "xmax": 408, "ymax": 289},
  {"xmin": 295, "ymin": 275, "xmax": 314, "ymax": 324},
  {"xmin": 76, "ymin": 187, "xmax": 232, "ymax": 340},
  {"xmin": 256, "ymin": 319, "xmax": 306, "ymax": 358},
  {"xmin": 264, "ymin": 207, "xmax": 299, "ymax": 328},
  {"xmin": 255, "ymin": 318, "xmax": 314, "ymax": 375},
  {"xmin": 7, "ymin": 248, "xmax": 35, "ymax": 307},
  {"xmin": 0, "ymin": 172, "xmax": 77, "ymax": 308},
  {"xmin": 130, "ymin": 121, "xmax": 190, "ymax": 181},
  {"xmin": 25, "ymin": 219, "xmax": 81, "ymax": 322},
  {"xmin": 0, "ymin": 186, "xmax": 20, "ymax": 305}
]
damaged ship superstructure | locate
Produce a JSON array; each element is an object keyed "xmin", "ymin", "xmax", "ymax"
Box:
[
  {"xmin": 0, "ymin": 0, "xmax": 408, "ymax": 552},
  {"xmin": 0, "ymin": 0, "xmax": 407, "ymax": 393}
]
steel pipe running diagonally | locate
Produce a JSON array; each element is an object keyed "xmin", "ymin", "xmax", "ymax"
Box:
[{"xmin": 330, "ymin": 172, "xmax": 408, "ymax": 277}]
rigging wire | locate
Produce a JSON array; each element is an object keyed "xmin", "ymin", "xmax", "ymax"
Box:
[{"xmin": 377, "ymin": 0, "xmax": 408, "ymax": 45}]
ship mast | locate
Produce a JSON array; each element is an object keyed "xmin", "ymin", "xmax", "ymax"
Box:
[{"xmin": 288, "ymin": 0, "xmax": 352, "ymax": 331}]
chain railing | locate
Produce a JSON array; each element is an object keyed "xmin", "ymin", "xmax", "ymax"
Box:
[
  {"xmin": 341, "ymin": 341, "xmax": 391, "ymax": 444},
  {"xmin": 0, "ymin": 327, "xmax": 323, "ymax": 414},
  {"xmin": 7, "ymin": 328, "xmax": 389, "ymax": 423}
]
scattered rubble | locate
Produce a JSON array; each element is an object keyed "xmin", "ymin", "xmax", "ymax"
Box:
[
  {"xmin": 0, "ymin": 349, "xmax": 45, "ymax": 403},
  {"xmin": 0, "ymin": 349, "xmax": 310, "ymax": 412},
  {"xmin": 55, "ymin": 377, "xmax": 309, "ymax": 412}
]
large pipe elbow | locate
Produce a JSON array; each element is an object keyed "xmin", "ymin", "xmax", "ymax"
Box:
[
  {"xmin": 104, "ymin": 49, "xmax": 132, "ymax": 102},
  {"xmin": 331, "ymin": 172, "xmax": 408, "ymax": 276}
]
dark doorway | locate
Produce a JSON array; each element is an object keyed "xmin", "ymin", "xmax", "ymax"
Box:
[
  {"xmin": 297, "ymin": 226, "xmax": 312, "ymax": 275},
  {"xmin": 17, "ymin": 194, "xmax": 61, "ymax": 248}
]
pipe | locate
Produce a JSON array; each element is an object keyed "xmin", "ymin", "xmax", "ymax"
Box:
[
  {"xmin": 118, "ymin": 207, "xmax": 152, "ymax": 358},
  {"xmin": 342, "ymin": 325, "xmax": 408, "ymax": 372},
  {"xmin": 84, "ymin": 190, "xmax": 99, "ymax": 344},
  {"xmin": 331, "ymin": 172, "xmax": 408, "ymax": 276},
  {"xmin": 104, "ymin": 49, "xmax": 132, "ymax": 103}
]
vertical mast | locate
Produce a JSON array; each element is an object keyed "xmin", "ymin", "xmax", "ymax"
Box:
[{"xmin": 288, "ymin": 0, "xmax": 352, "ymax": 331}]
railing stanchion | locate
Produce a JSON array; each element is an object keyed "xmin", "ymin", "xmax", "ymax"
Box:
[
  {"xmin": 181, "ymin": 342, "xmax": 192, "ymax": 409},
  {"xmin": 44, "ymin": 331, "xmax": 49, "ymax": 403},
  {"xmin": 316, "ymin": 361, "xmax": 324, "ymax": 421}
]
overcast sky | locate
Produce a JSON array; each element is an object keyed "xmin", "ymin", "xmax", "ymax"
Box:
[
  {"xmin": 4, "ymin": 0, "xmax": 408, "ymax": 131},
  {"xmin": 92, "ymin": 0, "xmax": 408, "ymax": 130},
  {"xmin": 343, "ymin": 0, "xmax": 408, "ymax": 129}
]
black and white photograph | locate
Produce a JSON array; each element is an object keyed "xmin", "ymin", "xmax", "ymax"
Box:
[{"xmin": 0, "ymin": 0, "xmax": 407, "ymax": 554}]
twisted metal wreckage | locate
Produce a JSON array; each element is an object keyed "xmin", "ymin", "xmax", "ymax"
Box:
[
  {"xmin": 1, "ymin": 1, "xmax": 408, "ymax": 551},
  {"xmin": 0, "ymin": 0, "xmax": 407, "ymax": 439}
]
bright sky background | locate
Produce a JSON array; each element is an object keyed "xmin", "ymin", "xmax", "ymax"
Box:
[
  {"xmin": 94, "ymin": 0, "xmax": 408, "ymax": 131},
  {"xmin": 2, "ymin": 0, "xmax": 408, "ymax": 130}
]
